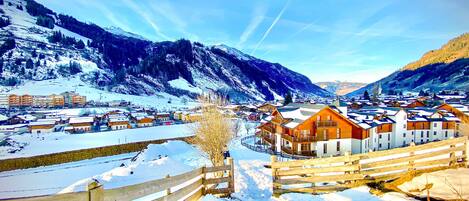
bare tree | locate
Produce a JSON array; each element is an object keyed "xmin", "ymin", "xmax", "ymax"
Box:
[
  {"xmin": 244, "ymin": 121, "xmax": 254, "ymax": 136},
  {"xmin": 191, "ymin": 95, "xmax": 233, "ymax": 167},
  {"xmin": 232, "ymin": 119, "xmax": 241, "ymax": 137},
  {"xmin": 457, "ymin": 122, "xmax": 469, "ymax": 137}
]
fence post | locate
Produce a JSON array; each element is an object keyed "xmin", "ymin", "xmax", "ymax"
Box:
[
  {"xmin": 271, "ymin": 155, "xmax": 279, "ymax": 197},
  {"xmin": 165, "ymin": 174, "xmax": 171, "ymax": 195},
  {"xmin": 408, "ymin": 142, "xmax": 415, "ymax": 172},
  {"xmin": 87, "ymin": 180, "xmax": 104, "ymax": 201},
  {"xmin": 227, "ymin": 157, "xmax": 235, "ymax": 193},
  {"xmin": 465, "ymin": 136, "xmax": 468, "ymax": 168},
  {"xmin": 449, "ymin": 142, "xmax": 457, "ymax": 167},
  {"xmin": 344, "ymin": 151, "xmax": 352, "ymax": 184},
  {"xmin": 201, "ymin": 166, "xmax": 207, "ymax": 195}
]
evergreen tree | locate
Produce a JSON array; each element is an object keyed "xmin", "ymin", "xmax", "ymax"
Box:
[
  {"xmin": 75, "ymin": 40, "xmax": 85, "ymax": 49},
  {"xmin": 36, "ymin": 15, "xmax": 54, "ymax": 29},
  {"xmin": 25, "ymin": 58, "xmax": 34, "ymax": 69},
  {"xmin": 284, "ymin": 92, "xmax": 293, "ymax": 105},
  {"xmin": 418, "ymin": 90, "xmax": 425, "ymax": 96},
  {"xmin": 363, "ymin": 90, "xmax": 371, "ymax": 100}
]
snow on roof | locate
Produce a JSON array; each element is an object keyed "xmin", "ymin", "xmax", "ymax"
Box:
[
  {"xmin": 136, "ymin": 116, "xmax": 154, "ymax": 120},
  {"xmin": 69, "ymin": 117, "xmax": 94, "ymax": 124},
  {"xmin": 109, "ymin": 117, "xmax": 129, "ymax": 122},
  {"xmin": 29, "ymin": 121, "xmax": 56, "ymax": 126},
  {"xmin": 0, "ymin": 114, "xmax": 8, "ymax": 121},
  {"xmin": 17, "ymin": 115, "xmax": 37, "ymax": 121},
  {"xmin": 0, "ymin": 124, "xmax": 28, "ymax": 129}
]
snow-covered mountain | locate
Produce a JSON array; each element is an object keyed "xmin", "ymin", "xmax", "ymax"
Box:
[
  {"xmin": 104, "ymin": 26, "xmax": 147, "ymax": 41},
  {"xmin": 348, "ymin": 33, "xmax": 469, "ymax": 97},
  {"xmin": 0, "ymin": 0, "xmax": 331, "ymax": 103}
]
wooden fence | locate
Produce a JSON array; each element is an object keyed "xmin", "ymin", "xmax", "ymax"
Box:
[
  {"xmin": 271, "ymin": 137, "xmax": 468, "ymax": 195},
  {"xmin": 3, "ymin": 158, "xmax": 235, "ymax": 201},
  {"xmin": 0, "ymin": 136, "xmax": 193, "ymax": 172}
]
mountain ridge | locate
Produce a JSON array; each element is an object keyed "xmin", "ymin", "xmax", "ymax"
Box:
[
  {"xmin": 0, "ymin": 0, "xmax": 332, "ymax": 102},
  {"xmin": 347, "ymin": 33, "xmax": 469, "ymax": 97}
]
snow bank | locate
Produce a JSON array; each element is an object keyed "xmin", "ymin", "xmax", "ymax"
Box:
[
  {"xmin": 168, "ymin": 77, "xmax": 202, "ymax": 94},
  {"xmin": 399, "ymin": 168, "xmax": 469, "ymax": 200},
  {"xmin": 60, "ymin": 141, "xmax": 209, "ymax": 192},
  {"xmin": 0, "ymin": 124, "xmax": 195, "ymax": 159}
]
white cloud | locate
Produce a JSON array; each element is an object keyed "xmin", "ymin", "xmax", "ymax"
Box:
[{"xmin": 122, "ymin": 0, "xmax": 172, "ymax": 41}]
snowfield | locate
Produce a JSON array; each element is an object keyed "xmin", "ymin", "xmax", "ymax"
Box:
[
  {"xmin": 169, "ymin": 77, "xmax": 203, "ymax": 94},
  {"xmin": 0, "ymin": 124, "xmax": 194, "ymax": 159},
  {"xmin": 0, "ymin": 120, "xmax": 430, "ymax": 200}
]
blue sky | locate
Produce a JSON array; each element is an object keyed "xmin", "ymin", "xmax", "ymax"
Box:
[{"xmin": 38, "ymin": 0, "xmax": 469, "ymax": 83}]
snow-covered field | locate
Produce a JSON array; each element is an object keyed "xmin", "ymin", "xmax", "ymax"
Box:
[
  {"xmin": 0, "ymin": 124, "xmax": 194, "ymax": 159},
  {"xmin": 0, "ymin": 141, "xmax": 209, "ymax": 199},
  {"xmin": 0, "ymin": 120, "xmax": 422, "ymax": 200}
]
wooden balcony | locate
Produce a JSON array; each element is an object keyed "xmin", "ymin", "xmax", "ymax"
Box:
[
  {"xmin": 281, "ymin": 146, "xmax": 293, "ymax": 154},
  {"xmin": 262, "ymin": 134, "xmax": 275, "ymax": 144},
  {"xmin": 316, "ymin": 121, "xmax": 338, "ymax": 127},
  {"xmin": 282, "ymin": 134, "xmax": 315, "ymax": 142}
]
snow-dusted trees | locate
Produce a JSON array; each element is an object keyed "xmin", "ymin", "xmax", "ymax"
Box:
[{"xmin": 191, "ymin": 95, "xmax": 233, "ymax": 167}]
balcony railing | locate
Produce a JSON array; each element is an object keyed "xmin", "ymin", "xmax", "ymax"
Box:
[
  {"xmin": 316, "ymin": 121, "xmax": 338, "ymax": 127},
  {"xmin": 282, "ymin": 134, "xmax": 315, "ymax": 142}
]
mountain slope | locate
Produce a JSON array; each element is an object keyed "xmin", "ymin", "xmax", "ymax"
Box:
[
  {"xmin": 315, "ymin": 81, "xmax": 367, "ymax": 96},
  {"xmin": 0, "ymin": 0, "xmax": 331, "ymax": 102},
  {"xmin": 348, "ymin": 33, "xmax": 469, "ymax": 97}
]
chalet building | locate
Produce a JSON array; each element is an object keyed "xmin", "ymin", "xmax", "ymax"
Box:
[
  {"xmin": 68, "ymin": 117, "xmax": 94, "ymax": 133},
  {"xmin": 258, "ymin": 103, "xmax": 461, "ymax": 157},
  {"xmin": 402, "ymin": 100, "xmax": 426, "ymax": 108},
  {"xmin": 29, "ymin": 120, "xmax": 57, "ymax": 134},
  {"xmin": 258, "ymin": 103, "xmax": 370, "ymax": 157},
  {"xmin": 135, "ymin": 116, "xmax": 154, "ymax": 127},
  {"xmin": 257, "ymin": 103, "xmax": 278, "ymax": 113},
  {"xmin": 155, "ymin": 113, "xmax": 171, "ymax": 121},
  {"xmin": 182, "ymin": 113, "xmax": 202, "ymax": 123},
  {"xmin": 61, "ymin": 91, "xmax": 86, "ymax": 107},
  {"xmin": 108, "ymin": 117, "xmax": 131, "ymax": 130},
  {"xmin": 437, "ymin": 103, "xmax": 469, "ymax": 123}
]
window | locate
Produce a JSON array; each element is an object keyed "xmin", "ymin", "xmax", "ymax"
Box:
[
  {"xmin": 388, "ymin": 143, "xmax": 390, "ymax": 149},
  {"xmin": 327, "ymin": 115, "xmax": 331, "ymax": 120},
  {"xmin": 403, "ymin": 133, "xmax": 406, "ymax": 138},
  {"xmin": 403, "ymin": 124, "xmax": 406, "ymax": 129},
  {"xmin": 426, "ymin": 132, "xmax": 429, "ymax": 138},
  {"xmin": 388, "ymin": 134, "xmax": 390, "ymax": 141},
  {"xmin": 379, "ymin": 143, "xmax": 382, "ymax": 148},
  {"xmin": 323, "ymin": 143, "xmax": 327, "ymax": 154},
  {"xmin": 337, "ymin": 141, "xmax": 340, "ymax": 152},
  {"xmin": 379, "ymin": 135, "xmax": 382, "ymax": 139},
  {"xmin": 445, "ymin": 131, "xmax": 448, "ymax": 138},
  {"xmin": 403, "ymin": 141, "xmax": 406, "ymax": 146},
  {"xmin": 323, "ymin": 130, "xmax": 328, "ymax": 140},
  {"xmin": 420, "ymin": 139, "xmax": 423, "ymax": 143},
  {"xmin": 434, "ymin": 131, "xmax": 437, "ymax": 135},
  {"xmin": 434, "ymin": 123, "xmax": 437, "ymax": 127},
  {"xmin": 421, "ymin": 131, "xmax": 423, "ymax": 138},
  {"xmin": 336, "ymin": 128, "xmax": 341, "ymax": 138}
]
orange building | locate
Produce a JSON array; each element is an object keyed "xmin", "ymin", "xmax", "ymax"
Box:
[
  {"xmin": 50, "ymin": 94, "xmax": 65, "ymax": 107},
  {"xmin": 8, "ymin": 94, "xmax": 20, "ymax": 107},
  {"xmin": 259, "ymin": 103, "xmax": 370, "ymax": 157},
  {"xmin": 437, "ymin": 103, "xmax": 469, "ymax": 123},
  {"xmin": 20, "ymin": 95, "xmax": 33, "ymax": 106},
  {"xmin": 71, "ymin": 95, "xmax": 86, "ymax": 106}
]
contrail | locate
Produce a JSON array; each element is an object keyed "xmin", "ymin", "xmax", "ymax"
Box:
[{"xmin": 250, "ymin": 0, "xmax": 290, "ymax": 55}]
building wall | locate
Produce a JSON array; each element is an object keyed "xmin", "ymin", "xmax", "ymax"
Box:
[
  {"xmin": 31, "ymin": 128, "xmax": 54, "ymax": 134},
  {"xmin": 315, "ymin": 139, "xmax": 352, "ymax": 157}
]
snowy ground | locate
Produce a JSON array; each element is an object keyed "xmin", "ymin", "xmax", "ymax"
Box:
[
  {"xmin": 0, "ymin": 141, "xmax": 209, "ymax": 199},
  {"xmin": 0, "ymin": 120, "xmax": 420, "ymax": 200},
  {"xmin": 0, "ymin": 124, "xmax": 194, "ymax": 159},
  {"xmin": 399, "ymin": 168, "xmax": 469, "ymax": 200}
]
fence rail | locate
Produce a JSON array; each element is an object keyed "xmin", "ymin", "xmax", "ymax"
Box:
[
  {"xmin": 241, "ymin": 135, "xmax": 312, "ymax": 160},
  {"xmin": 271, "ymin": 136, "xmax": 468, "ymax": 195},
  {"xmin": 3, "ymin": 158, "xmax": 235, "ymax": 201}
]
